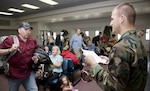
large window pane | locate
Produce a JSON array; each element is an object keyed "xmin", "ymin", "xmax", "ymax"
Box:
[
  {"xmin": 95, "ymin": 30, "xmax": 99, "ymax": 36},
  {"xmin": 85, "ymin": 31, "xmax": 89, "ymax": 36},
  {"xmin": 146, "ymin": 29, "xmax": 150, "ymax": 40}
]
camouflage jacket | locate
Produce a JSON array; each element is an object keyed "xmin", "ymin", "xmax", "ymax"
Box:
[{"xmin": 91, "ymin": 30, "xmax": 147, "ymax": 91}]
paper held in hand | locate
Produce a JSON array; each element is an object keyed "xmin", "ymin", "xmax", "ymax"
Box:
[{"xmin": 81, "ymin": 48, "xmax": 107, "ymax": 64}]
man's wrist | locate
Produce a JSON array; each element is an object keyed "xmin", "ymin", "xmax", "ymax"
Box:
[
  {"xmin": 91, "ymin": 64, "xmax": 104, "ymax": 77},
  {"xmin": 8, "ymin": 48, "xmax": 12, "ymax": 53},
  {"xmin": 91, "ymin": 63, "xmax": 98, "ymax": 68}
]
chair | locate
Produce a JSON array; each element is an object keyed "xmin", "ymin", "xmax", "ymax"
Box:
[
  {"xmin": 64, "ymin": 58, "xmax": 82, "ymax": 86},
  {"xmin": 50, "ymin": 58, "xmax": 82, "ymax": 90},
  {"xmin": 50, "ymin": 73, "xmax": 65, "ymax": 91}
]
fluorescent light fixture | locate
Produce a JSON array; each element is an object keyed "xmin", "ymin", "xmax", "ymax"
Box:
[
  {"xmin": 39, "ymin": 0, "xmax": 58, "ymax": 5},
  {"xmin": 0, "ymin": 11, "xmax": 13, "ymax": 15},
  {"xmin": 21, "ymin": 4, "xmax": 40, "ymax": 9},
  {"xmin": 8, "ymin": 8, "xmax": 25, "ymax": 13}
]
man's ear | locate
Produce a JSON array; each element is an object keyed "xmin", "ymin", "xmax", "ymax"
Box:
[
  {"xmin": 18, "ymin": 28, "xmax": 21, "ymax": 34},
  {"xmin": 120, "ymin": 14, "xmax": 125, "ymax": 24}
]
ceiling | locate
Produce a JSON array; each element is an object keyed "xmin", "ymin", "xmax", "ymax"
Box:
[
  {"xmin": 0, "ymin": 0, "xmax": 106, "ymax": 18},
  {"xmin": 0, "ymin": 0, "xmax": 150, "ymax": 22}
]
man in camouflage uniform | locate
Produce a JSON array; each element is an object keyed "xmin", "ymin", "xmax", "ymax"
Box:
[{"xmin": 83, "ymin": 3, "xmax": 147, "ymax": 91}]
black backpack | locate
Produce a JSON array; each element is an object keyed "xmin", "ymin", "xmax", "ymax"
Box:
[{"xmin": 31, "ymin": 48, "xmax": 53, "ymax": 79}]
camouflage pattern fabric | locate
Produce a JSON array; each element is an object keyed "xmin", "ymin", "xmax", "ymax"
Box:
[{"xmin": 91, "ymin": 30, "xmax": 147, "ymax": 91}]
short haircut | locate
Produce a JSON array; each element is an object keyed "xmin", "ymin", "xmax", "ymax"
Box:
[{"xmin": 115, "ymin": 3, "xmax": 136, "ymax": 25}]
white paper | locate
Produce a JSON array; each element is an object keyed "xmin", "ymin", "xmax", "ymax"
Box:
[{"xmin": 81, "ymin": 48, "xmax": 107, "ymax": 64}]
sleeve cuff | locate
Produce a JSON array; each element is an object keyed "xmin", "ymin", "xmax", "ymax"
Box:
[{"xmin": 91, "ymin": 64, "xmax": 104, "ymax": 77}]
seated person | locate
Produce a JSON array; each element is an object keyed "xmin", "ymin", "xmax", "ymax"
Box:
[
  {"xmin": 45, "ymin": 46, "xmax": 63, "ymax": 91},
  {"xmin": 87, "ymin": 40, "xmax": 100, "ymax": 55},
  {"xmin": 87, "ymin": 40, "xmax": 95, "ymax": 51},
  {"xmin": 43, "ymin": 45, "xmax": 52, "ymax": 55},
  {"xmin": 137, "ymin": 30, "xmax": 145, "ymax": 38},
  {"xmin": 61, "ymin": 45, "xmax": 79, "ymax": 66},
  {"xmin": 61, "ymin": 76, "xmax": 75, "ymax": 91}
]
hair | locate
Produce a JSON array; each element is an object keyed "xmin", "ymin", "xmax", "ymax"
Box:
[
  {"xmin": 52, "ymin": 45, "xmax": 61, "ymax": 55},
  {"xmin": 63, "ymin": 45, "xmax": 69, "ymax": 50},
  {"xmin": 61, "ymin": 29, "xmax": 69, "ymax": 36},
  {"xmin": 43, "ymin": 45, "xmax": 49, "ymax": 50},
  {"xmin": 76, "ymin": 28, "xmax": 81, "ymax": 32},
  {"xmin": 50, "ymin": 31, "xmax": 53, "ymax": 35},
  {"xmin": 99, "ymin": 31, "xmax": 102, "ymax": 35},
  {"xmin": 61, "ymin": 76, "xmax": 72, "ymax": 88},
  {"xmin": 56, "ymin": 34, "xmax": 61, "ymax": 40},
  {"xmin": 115, "ymin": 3, "xmax": 136, "ymax": 25},
  {"xmin": 112, "ymin": 34, "xmax": 116, "ymax": 37},
  {"xmin": 140, "ymin": 30, "xmax": 145, "ymax": 33}
]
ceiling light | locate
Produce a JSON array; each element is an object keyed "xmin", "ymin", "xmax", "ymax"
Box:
[
  {"xmin": 0, "ymin": 11, "xmax": 13, "ymax": 15},
  {"xmin": 8, "ymin": 8, "xmax": 25, "ymax": 13},
  {"xmin": 39, "ymin": 0, "xmax": 58, "ymax": 5},
  {"xmin": 21, "ymin": 4, "xmax": 40, "ymax": 9}
]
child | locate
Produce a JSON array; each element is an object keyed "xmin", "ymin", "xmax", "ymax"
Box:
[
  {"xmin": 61, "ymin": 76, "xmax": 74, "ymax": 91},
  {"xmin": 43, "ymin": 45, "xmax": 52, "ymax": 55}
]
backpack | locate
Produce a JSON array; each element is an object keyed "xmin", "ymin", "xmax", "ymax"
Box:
[
  {"xmin": 31, "ymin": 48, "xmax": 53, "ymax": 79},
  {"xmin": 0, "ymin": 35, "xmax": 19, "ymax": 74}
]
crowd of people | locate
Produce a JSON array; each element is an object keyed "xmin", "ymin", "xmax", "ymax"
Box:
[{"xmin": 0, "ymin": 2, "xmax": 148, "ymax": 91}]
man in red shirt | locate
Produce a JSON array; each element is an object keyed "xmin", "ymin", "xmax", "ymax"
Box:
[{"xmin": 0, "ymin": 22, "xmax": 38, "ymax": 91}]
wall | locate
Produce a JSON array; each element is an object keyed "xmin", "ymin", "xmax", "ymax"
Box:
[
  {"xmin": 0, "ymin": 29, "xmax": 17, "ymax": 36},
  {"xmin": 0, "ymin": 14, "xmax": 149, "ymax": 51},
  {"xmin": 135, "ymin": 14, "xmax": 150, "ymax": 51},
  {"xmin": 46, "ymin": 14, "xmax": 150, "ymax": 36},
  {"xmin": 0, "ymin": 17, "xmax": 17, "ymax": 30},
  {"xmin": 0, "ymin": 17, "xmax": 18, "ymax": 36},
  {"xmin": 48, "ymin": 17, "xmax": 110, "ymax": 39},
  {"xmin": 44, "ymin": 14, "xmax": 150, "ymax": 51}
]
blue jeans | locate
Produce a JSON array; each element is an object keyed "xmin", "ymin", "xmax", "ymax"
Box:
[{"xmin": 8, "ymin": 71, "xmax": 38, "ymax": 91}]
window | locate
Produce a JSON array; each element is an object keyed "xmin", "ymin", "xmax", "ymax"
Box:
[
  {"xmin": 146, "ymin": 28, "xmax": 150, "ymax": 40},
  {"xmin": 60, "ymin": 32, "xmax": 64, "ymax": 41},
  {"xmin": 85, "ymin": 31, "xmax": 89, "ymax": 36},
  {"xmin": 53, "ymin": 32, "xmax": 56, "ymax": 39},
  {"xmin": 95, "ymin": 30, "xmax": 99, "ymax": 36},
  {"xmin": 47, "ymin": 31, "xmax": 50, "ymax": 36}
]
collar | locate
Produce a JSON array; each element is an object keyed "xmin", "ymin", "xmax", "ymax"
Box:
[{"xmin": 118, "ymin": 30, "xmax": 136, "ymax": 42}]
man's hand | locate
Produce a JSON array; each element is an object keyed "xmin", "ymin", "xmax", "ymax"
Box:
[
  {"xmin": 100, "ymin": 55, "xmax": 109, "ymax": 64},
  {"xmin": 9, "ymin": 43, "xmax": 19, "ymax": 52},
  {"xmin": 36, "ymin": 70, "xmax": 42, "ymax": 79},
  {"xmin": 83, "ymin": 52, "xmax": 97, "ymax": 67},
  {"xmin": 32, "ymin": 56, "xmax": 39, "ymax": 64}
]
